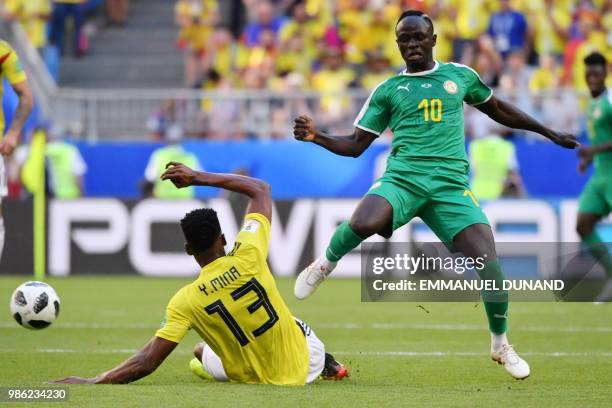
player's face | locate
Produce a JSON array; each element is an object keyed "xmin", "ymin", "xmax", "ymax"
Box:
[
  {"xmin": 395, "ymin": 17, "xmax": 436, "ymax": 67},
  {"xmin": 585, "ymin": 65, "xmax": 607, "ymax": 95}
]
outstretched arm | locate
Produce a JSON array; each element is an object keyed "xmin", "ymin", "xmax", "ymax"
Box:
[
  {"xmin": 50, "ymin": 337, "xmax": 177, "ymax": 384},
  {"xmin": 476, "ymin": 96, "xmax": 579, "ymax": 149},
  {"xmin": 161, "ymin": 162, "xmax": 272, "ymax": 220},
  {"xmin": 293, "ymin": 115, "xmax": 378, "ymax": 158}
]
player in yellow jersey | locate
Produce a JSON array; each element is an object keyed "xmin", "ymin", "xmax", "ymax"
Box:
[
  {"xmin": 51, "ymin": 162, "xmax": 348, "ymax": 385},
  {"xmin": 0, "ymin": 39, "xmax": 33, "ymax": 264}
]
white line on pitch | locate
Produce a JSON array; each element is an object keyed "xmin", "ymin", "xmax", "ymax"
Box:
[
  {"xmin": 0, "ymin": 349, "xmax": 611, "ymax": 358},
  {"xmin": 317, "ymin": 323, "xmax": 612, "ymax": 333},
  {"xmin": 2, "ymin": 322, "xmax": 612, "ymax": 333},
  {"xmin": 332, "ymin": 351, "xmax": 612, "ymax": 357}
]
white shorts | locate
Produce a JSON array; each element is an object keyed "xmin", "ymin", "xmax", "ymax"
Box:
[
  {"xmin": 200, "ymin": 317, "xmax": 325, "ymax": 384},
  {"xmin": 0, "ymin": 157, "xmax": 7, "ymax": 200}
]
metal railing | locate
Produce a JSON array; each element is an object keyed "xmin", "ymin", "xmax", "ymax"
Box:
[
  {"xmin": 52, "ymin": 87, "xmax": 585, "ymax": 141},
  {"xmin": 53, "ymin": 88, "xmax": 373, "ymax": 140}
]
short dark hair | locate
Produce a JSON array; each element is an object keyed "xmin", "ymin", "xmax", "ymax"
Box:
[
  {"xmin": 584, "ymin": 52, "xmax": 607, "ymax": 68},
  {"xmin": 180, "ymin": 208, "xmax": 221, "ymax": 253},
  {"xmin": 396, "ymin": 10, "xmax": 434, "ymax": 32}
]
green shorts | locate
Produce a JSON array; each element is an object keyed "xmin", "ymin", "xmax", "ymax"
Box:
[
  {"xmin": 578, "ymin": 176, "xmax": 612, "ymax": 216},
  {"xmin": 366, "ymin": 156, "xmax": 489, "ymax": 245}
]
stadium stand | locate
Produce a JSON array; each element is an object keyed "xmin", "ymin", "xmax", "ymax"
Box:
[
  {"xmin": 0, "ymin": 0, "xmax": 610, "ymax": 141},
  {"xmin": 59, "ymin": 0, "xmax": 183, "ymax": 88}
]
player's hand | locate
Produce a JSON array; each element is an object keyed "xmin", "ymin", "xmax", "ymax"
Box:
[
  {"xmin": 548, "ymin": 131, "xmax": 579, "ymax": 149},
  {"xmin": 293, "ymin": 115, "xmax": 317, "ymax": 142},
  {"xmin": 578, "ymin": 158, "xmax": 592, "ymax": 174},
  {"xmin": 577, "ymin": 146, "xmax": 595, "ymax": 160},
  {"xmin": 160, "ymin": 162, "xmax": 197, "ymax": 188},
  {"xmin": 577, "ymin": 147, "xmax": 595, "ymax": 174},
  {"xmin": 0, "ymin": 132, "xmax": 18, "ymax": 157},
  {"xmin": 49, "ymin": 376, "xmax": 97, "ymax": 384}
]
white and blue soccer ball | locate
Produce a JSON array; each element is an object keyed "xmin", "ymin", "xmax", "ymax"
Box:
[{"xmin": 10, "ymin": 281, "xmax": 60, "ymax": 330}]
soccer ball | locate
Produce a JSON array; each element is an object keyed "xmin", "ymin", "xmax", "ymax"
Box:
[{"xmin": 10, "ymin": 281, "xmax": 60, "ymax": 330}]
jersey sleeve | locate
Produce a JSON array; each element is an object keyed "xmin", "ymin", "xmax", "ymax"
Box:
[
  {"xmin": 228, "ymin": 213, "xmax": 271, "ymax": 265},
  {"xmin": 0, "ymin": 46, "xmax": 27, "ymax": 85},
  {"xmin": 155, "ymin": 288, "xmax": 191, "ymax": 344},
  {"xmin": 353, "ymin": 81, "xmax": 390, "ymax": 136},
  {"xmin": 459, "ymin": 65, "xmax": 493, "ymax": 106}
]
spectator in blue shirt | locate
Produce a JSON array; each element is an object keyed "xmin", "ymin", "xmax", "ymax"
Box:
[
  {"xmin": 487, "ymin": 0, "xmax": 528, "ymax": 59},
  {"xmin": 243, "ymin": 1, "xmax": 285, "ymax": 47}
]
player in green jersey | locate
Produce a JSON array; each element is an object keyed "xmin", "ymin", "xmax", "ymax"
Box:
[
  {"xmin": 576, "ymin": 52, "xmax": 612, "ymax": 303},
  {"xmin": 293, "ymin": 10, "xmax": 578, "ymax": 380}
]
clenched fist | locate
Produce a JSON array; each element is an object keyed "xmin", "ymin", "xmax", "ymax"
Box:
[{"xmin": 293, "ymin": 115, "xmax": 317, "ymax": 142}]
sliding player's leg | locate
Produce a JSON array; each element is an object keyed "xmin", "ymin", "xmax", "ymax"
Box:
[
  {"xmin": 189, "ymin": 342, "xmax": 228, "ymax": 382},
  {"xmin": 294, "ymin": 318, "xmax": 348, "ymax": 382}
]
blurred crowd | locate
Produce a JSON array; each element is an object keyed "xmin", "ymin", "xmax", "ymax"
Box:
[
  {"xmin": 0, "ymin": 0, "xmax": 128, "ymax": 60},
  {"xmin": 168, "ymin": 0, "xmax": 611, "ymax": 139},
  {"xmin": 1, "ymin": 0, "xmax": 610, "ymax": 141}
]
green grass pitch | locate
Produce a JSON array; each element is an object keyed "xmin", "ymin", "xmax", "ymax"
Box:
[{"xmin": 1, "ymin": 276, "xmax": 611, "ymax": 407}]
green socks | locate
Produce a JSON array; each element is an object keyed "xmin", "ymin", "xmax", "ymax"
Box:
[
  {"xmin": 325, "ymin": 221, "xmax": 364, "ymax": 262},
  {"xmin": 325, "ymin": 221, "xmax": 510, "ymax": 335},
  {"xmin": 477, "ymin": 259, "xmax": 509, "ymax": 335},
  {"xmin": 583, "ymin": 232, "xmax": 612, "ymax": 277}
]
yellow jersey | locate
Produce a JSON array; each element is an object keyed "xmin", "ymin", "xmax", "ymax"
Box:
[
  {"xmin": 0, "ymin": 40, "xmax": 28, "ymax": 136},
  {"xmin": 156, "ymin": 213, "xmax": 309, "ymax": 385},
  {"xmin": 175, "ymin": 0, "xmax": 218, "ymax": 52},
  {"xmin": 311, "ymin": 68, "xmax": 356, "ymax": 116},
  {"xmin": 448, "ymin": 0, "xmax": 496, "ymax": 40},
  {"xmin": 4, "ymin": 0, "xmax": 51, "ymax": 48},
  {"xmin": 525, "ymin": 0, "xmax": 571, "ymax": 57}
]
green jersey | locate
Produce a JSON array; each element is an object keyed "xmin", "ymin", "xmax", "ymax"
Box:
[
  {"xmin": 354, "ymin": 61, "xmax": 493, "ymax": 174},
  {"xmin": 586, "ymin": 89, "xmax": 612, "ymax": 175}
]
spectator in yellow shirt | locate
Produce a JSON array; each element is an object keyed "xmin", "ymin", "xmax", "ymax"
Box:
[
  {"xmin": 345, "ymin": 7, "xmax": 392, "ymax": 65},
  {"xmin": 4, "ymin": 0, "xmax": 51, "ymax": 51},
  {"xmin": 276, "ymin": 34, "xmax": 313, "ymax": 78},
  {"xmin": 311, "ymin": 47, "xmax": 356, "ymax": 129},
  {"xmin": 360, "ymin": 51, "xmax": 395, "ymax": 91},
  {"xmin": 428, "ymin": 2, "xmax": 456, "ymax": 63},
  {"xmin": 447, "ymin": 0, "xmax": 497, "ymax": 60},
  {"xmin": 278, "ymin": 1, "xmax": 327, "ymax": 56},
  {"xmin": 244, "ymin": 29, "xmax": 277, "ymax": 71},
  {"xmin": 202, "ymin": 27, "xmax": 248, "ymax": 81},
  {"xmin": 529, "ymin": 55, "xmax": 562, "ymax": 93},
  {"xmin": 526, "ymin": 0, "xmax": 571, "ymax": 59},
  {"xmin": 175, "ymin": 0, "xmax": 219, "ymax": 86}
]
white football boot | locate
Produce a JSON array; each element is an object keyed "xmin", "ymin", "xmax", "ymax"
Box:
[
  {"xmin": 294, "ymin": 256, "xmax": 337, "ymax": 300},
  {"xmin": 491, "ymin": 344, "xmax": 530, "ymax": 380}
]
